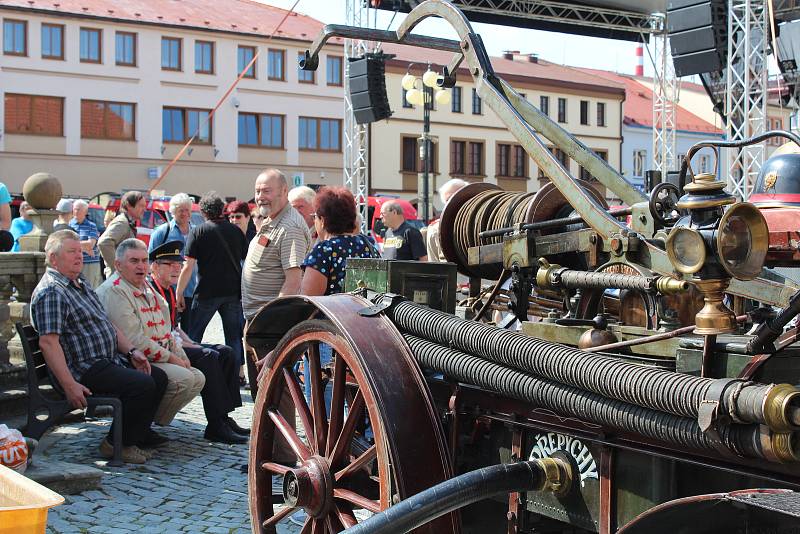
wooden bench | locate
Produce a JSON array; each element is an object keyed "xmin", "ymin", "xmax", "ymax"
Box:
[{"xmin": 16, "ymin": 323, "xmax": 123, "ymax": 467}]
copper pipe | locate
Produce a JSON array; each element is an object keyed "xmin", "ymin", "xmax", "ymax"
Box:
[{"xmin": 585, "ymin": 315, "xmax": 748, "ymax": 353}]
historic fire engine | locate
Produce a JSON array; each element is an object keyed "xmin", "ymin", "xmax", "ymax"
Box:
[{"xmin": 245, "ymin": 1, "xmax": 800, "ymax": 532}]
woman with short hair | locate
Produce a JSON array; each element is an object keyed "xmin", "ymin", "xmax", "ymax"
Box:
[
  {"xmin": 226, "ymin": 200, "xmax": 256, "ymax": 242},
  {"xmin": 300, "ymin": 187, "xmax": 378, "ymax": 296}
]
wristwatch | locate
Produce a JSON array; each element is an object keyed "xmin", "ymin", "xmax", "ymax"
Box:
[{"xmin": 126, "ymin": 348, "xmax": 137, "ymax": 359}]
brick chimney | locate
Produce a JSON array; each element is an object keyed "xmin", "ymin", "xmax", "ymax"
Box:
[{"xmin": 503, "ymin": 50, "xmax": 520, "ymax": 60}]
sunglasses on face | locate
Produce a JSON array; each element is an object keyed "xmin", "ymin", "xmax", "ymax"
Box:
[{"xmin": 229, "ymin": 214, "xmax": 245, "ymax": 220}]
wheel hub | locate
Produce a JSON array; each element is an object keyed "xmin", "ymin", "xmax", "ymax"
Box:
[{"xmin": 282, "ymin": 455, "xmax": 333, "ymax": 518}]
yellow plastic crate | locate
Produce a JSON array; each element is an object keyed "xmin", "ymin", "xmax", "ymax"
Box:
[{"xmin": 0, "ymin": 464, "xmax": 64, "ymax": 534}]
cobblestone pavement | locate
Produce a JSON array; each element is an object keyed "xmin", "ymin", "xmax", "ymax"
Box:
[{"xmin": 46, "ymin": 313, "xmax": 302, "ymax": 533}]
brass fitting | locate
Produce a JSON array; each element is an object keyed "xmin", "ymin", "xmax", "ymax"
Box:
[
  {"xmin": 654, "ymin": 276, "xmax": 690, "ymax": 295},
  {"xmin": 535, "ymin": 454, "xmax": 573, "ymax": 497},
  {"xmin": 762, "ymin": 384, "xmax": 800, "ymax": 433},
  {"xmin": 535, "ymin": 258, "xmax": 564, "ymax": 291},
  {"xmin": 692, "ymin": 279, "xmax": 738, "ymax": 335},
  {"xmin": 760, "ymin": 427, "xmax": 800, "ymax": 463}
]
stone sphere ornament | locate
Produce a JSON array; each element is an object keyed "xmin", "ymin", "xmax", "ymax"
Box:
[{"xmin": 22, "ymin": 173, "xmax": 63, "ymax": 209}]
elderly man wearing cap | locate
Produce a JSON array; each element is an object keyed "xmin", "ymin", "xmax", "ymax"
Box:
[
  {"xmin": 148, "ymin": 240, "xmax": 247, "ymax": 443},
  {"xmin": 96, "ymin": 238, "xmax": 204, "ymax": 437},
  {"xmin": 53, "ymin": 199, "xmax": 73, "ymax": 232}
]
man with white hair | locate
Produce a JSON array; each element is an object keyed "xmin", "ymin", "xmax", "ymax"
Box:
[
  {"xmin": 97, "ymin": 239, "xmax": 205, "ymax": 437},
  {"xmin": 149, "ymin": 193, "xmax": 197, "ymax": 332},
  {"xmin": 426, "ymin": 178, "xmax": 468, "ymax": 262},
  {"xmin": 288, "ymin": 185, "xmax": 316, "ymax": 230},
  {"xmin": 31, "ymin": 230, "xmax": 168, "ymax": 463},
  {"xmin": 69, "ymin": 199, "xmax": 102, "ymax": 288}
]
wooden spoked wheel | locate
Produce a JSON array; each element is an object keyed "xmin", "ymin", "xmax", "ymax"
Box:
[{"xmin": 249, "ymin": 318, "xmax": 456, "ymax": 533}]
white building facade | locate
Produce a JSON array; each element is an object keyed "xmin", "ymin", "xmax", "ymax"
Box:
[{"xmin": 0, "ymin": 0, "xmax": 344, "ymax": 200}]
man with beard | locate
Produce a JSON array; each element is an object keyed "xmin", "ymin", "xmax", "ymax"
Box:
[
  {"xmin": 241, "ymin": 169, "xmax": 312, "ymax": 327},
  {"xmin": 241, "ymin": 169, "xmax": 311, "ymax": 466},
  {"xmin": 148, "ymin": 240, "xmax": 247, "ymax": 443}
]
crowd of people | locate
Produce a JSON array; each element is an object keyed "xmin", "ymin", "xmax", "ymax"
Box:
[{"xmin": 2, "ymin": 170, "xmax": 467, "ymax": 465}]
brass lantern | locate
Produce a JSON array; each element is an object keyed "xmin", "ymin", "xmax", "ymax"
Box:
[{"xmin": 665, "ymin": 173, "xmax": 768, "ymax": 335}]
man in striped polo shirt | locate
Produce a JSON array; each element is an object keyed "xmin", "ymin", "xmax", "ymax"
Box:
[{"xmin": 69, "ymin": 199, "xmax": 102, "ymax": 288}]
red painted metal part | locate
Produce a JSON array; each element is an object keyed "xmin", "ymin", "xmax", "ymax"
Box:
[
  {"xmin": 760, "ymin": 208, "xmax": 800, "ymax": 266},
  {"xmin": 598, "ymin": 446, "xmax": 614, "ymax": 534},
  {"xmin": 247, "ymin": 295, "xmax": 458, "ymax": 534}
]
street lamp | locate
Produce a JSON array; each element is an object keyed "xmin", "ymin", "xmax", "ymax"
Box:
[{"xmin": 403, "ymin": 65, "xmax": 450, "ymax": 222}]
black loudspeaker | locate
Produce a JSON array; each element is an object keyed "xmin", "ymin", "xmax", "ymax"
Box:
[
  {"xmin": 349, "ymin": 53, "xmax": 394, "ymax": 125},
  {"xmin": 667, "ymin": 0, "xmax": 727, "ymax": 77}
]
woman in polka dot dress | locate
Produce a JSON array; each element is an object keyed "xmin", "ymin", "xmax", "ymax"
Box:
[{"xmin": 300, "ymin": 186, "xmax": 378, "ymax": 296}]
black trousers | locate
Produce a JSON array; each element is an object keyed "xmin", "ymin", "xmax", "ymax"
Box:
[
  {"xmin": 179, "ymin": 295, "xmax": 194, "ymax": 335},
  {"xmin": 80, "ymin": 360, "xmax": 168, "ymax": 446},
  {"xmin": 183, "ymin": 343, "xmax": 242, "ymax": 428}
]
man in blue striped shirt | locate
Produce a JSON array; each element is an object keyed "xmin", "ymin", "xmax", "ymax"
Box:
[{"xmin": 69, "ymin": 199, "xmax": 102, "ymax": 288}]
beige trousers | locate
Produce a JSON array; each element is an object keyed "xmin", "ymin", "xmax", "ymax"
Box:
[
  {"xmin": 81, "ymin": 262, "xmax": 103, "ymax": 289},
  {"xmin": 152, "ymin": 361, "xmax": 205, "ymax": 426}
]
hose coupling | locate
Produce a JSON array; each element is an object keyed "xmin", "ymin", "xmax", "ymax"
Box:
[
  {"xmin": 763, "ymin": 384, "xmax": 800, "ymax": 433},
  {"xmin": 534, "ymin": 453, "xmax": 573, "ymax": 497},
  {"xmin": 536, "ymin": 258, "xmax": 566, "ymax": 290},
  {"xmin": 759, "ymin": 427, "xmax": 800, "ymax": 464},
  {"xmin": 655, "ymin": 276, "xmax": 690, "ymax": 295}
]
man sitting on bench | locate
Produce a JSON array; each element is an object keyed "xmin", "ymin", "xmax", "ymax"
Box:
[{"xmin": 31, "ymin": 230, "xmax": 169, "ymax": 464}]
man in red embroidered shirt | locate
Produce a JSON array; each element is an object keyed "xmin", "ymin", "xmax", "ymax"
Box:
[{"xmin": 96, "ymin": 238, "xmax": 204, "ymax": 430}]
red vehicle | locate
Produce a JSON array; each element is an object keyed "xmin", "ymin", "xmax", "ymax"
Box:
[
  {"xmin": 101, "ymin": 194, "xmax": 203, "ymax": 246},
  {"xmin": 366, "ymin": 195, "xmax": 423, "ymax": 243},
  {"xmin": 10, "ymin": 194, "xmax": 106, "ymax": 233}
]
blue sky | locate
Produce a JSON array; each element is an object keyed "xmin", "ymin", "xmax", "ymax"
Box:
[{"xmin": 256, "ymin": 0, "xmax": 652, "ymax": 76}]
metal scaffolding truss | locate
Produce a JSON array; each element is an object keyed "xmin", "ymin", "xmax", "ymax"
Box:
[
  {"xmin": 726, "ymin": 0, "xmax": 768, "ymax": 199},
  {"xmin": 448, "ymin": 0, "xmax": 659, "ymax": 34},
  {"xmin": 344, "ymin": 0, "xmax": 370, "ymax": 231},
  {"xmin": 648, "ymin": 25, "xmax": 679, "ymax": 179}
]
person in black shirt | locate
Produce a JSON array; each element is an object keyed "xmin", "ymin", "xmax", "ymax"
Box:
[
  {"xmin": 176, "ymin": 192, "xmax": 248, "ymax": 371},
  {"xmin": 380, "ymin": 201, "xmax": 427, "ymax": 261}
]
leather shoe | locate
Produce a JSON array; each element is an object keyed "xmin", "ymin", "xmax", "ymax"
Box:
[
  {"xmin": 204, "ymin": 424, "xmax": 248, "ymax": 444},
  {"xmin": 139, "ymin": 429, "xmax": 170, "ymax": 449},
  {"xmin": 226, "ymin": 416, "xmax": 250, "ymax": 436}
]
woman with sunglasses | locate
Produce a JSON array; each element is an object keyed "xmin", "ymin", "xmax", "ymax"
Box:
[{"xmin": 226, "ymin": 200, "xmax": 256, "ymax": 243}]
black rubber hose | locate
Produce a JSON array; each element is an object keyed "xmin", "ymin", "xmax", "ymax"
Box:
[
  {"xmin": 387, "ymin": 300, "xmax": 778, "ymax": 429},
  {"xmin": 747, "ymin": 289, "xmax": 800, "ymax": 353},
  {"xmin": 343, "ymin": 461, "xmax": 547, "ymax": 534},
  {"xmin": 405, "ymin": 335, "xmax": 764, "ymax": 459}
]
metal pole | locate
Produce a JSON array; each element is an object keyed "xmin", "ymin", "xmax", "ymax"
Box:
[{"xmin": 422, "ymin": 85, "xmax": 432, "ymax": 222}]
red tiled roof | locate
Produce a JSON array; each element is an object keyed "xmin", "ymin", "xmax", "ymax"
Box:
[
  {"xmin": 0, "ymin": 0, "xmax": 336, "ymax": 43},
  {"xmin": 380, "ymin": 43, "xmax": 626, "ymax": 95},
  {"xmin": 578, "ymin": 68, "xmax": 722, "ymax": 134}
]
